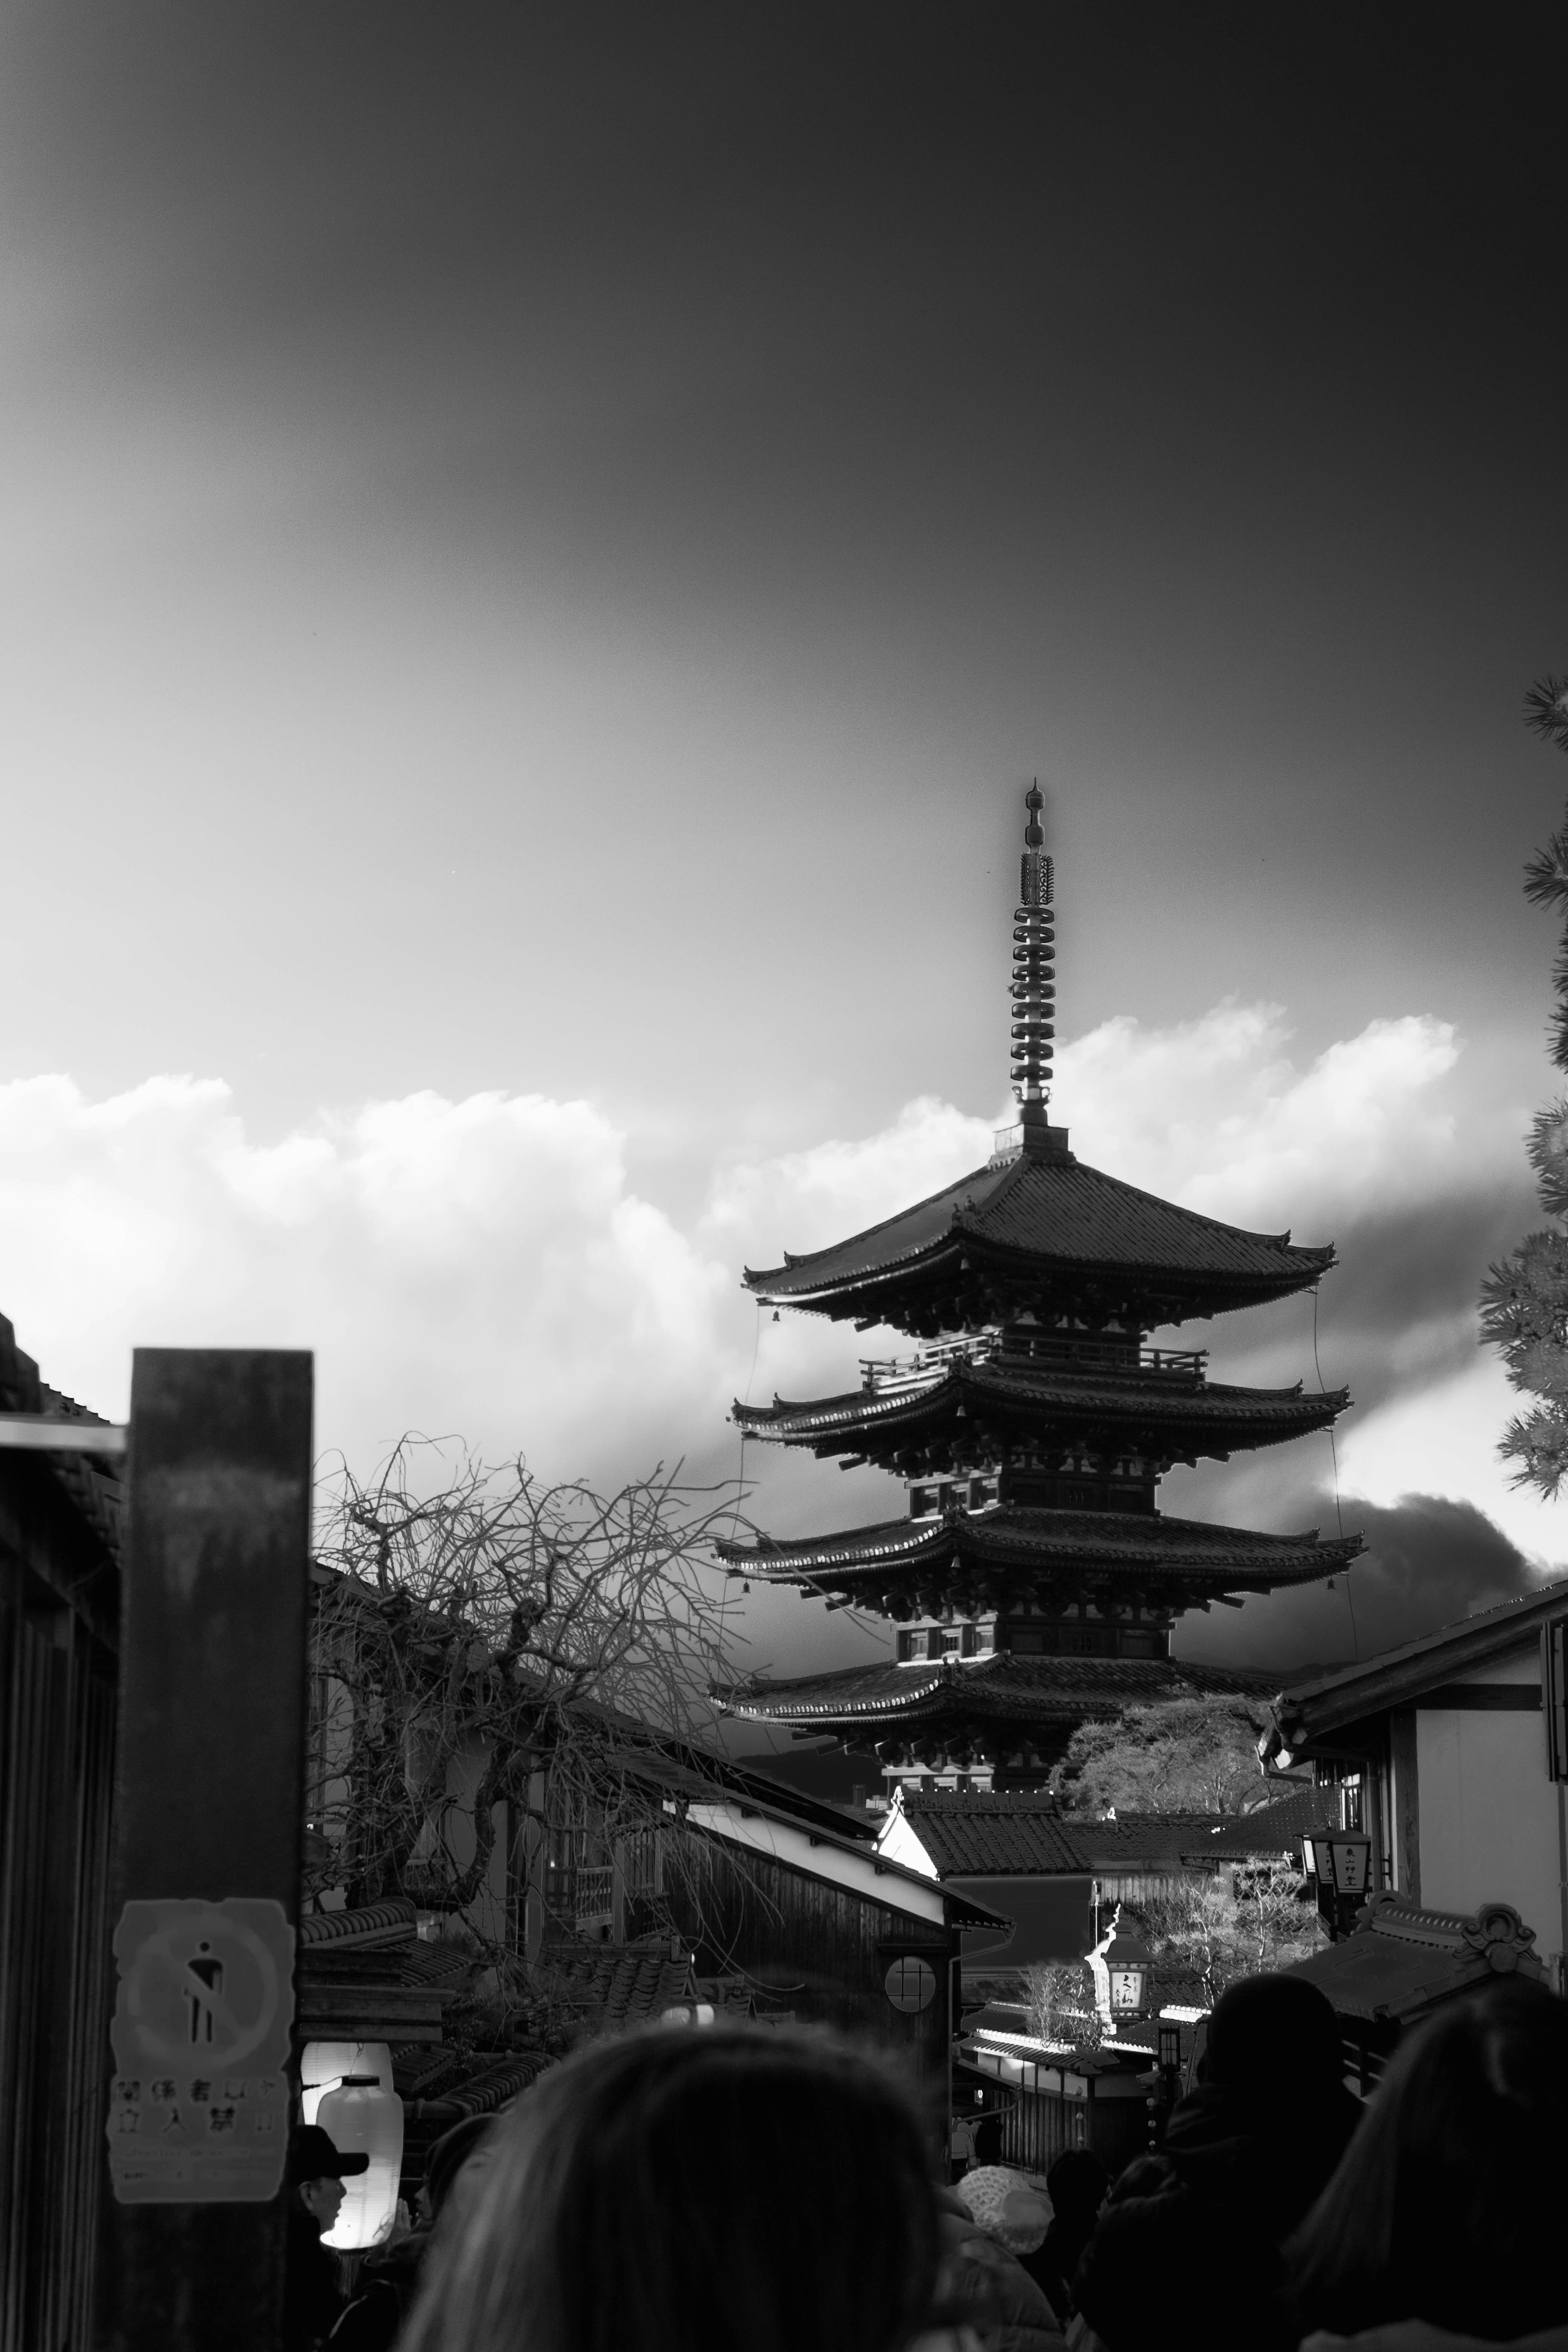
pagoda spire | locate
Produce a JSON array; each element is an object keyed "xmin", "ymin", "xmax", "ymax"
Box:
[{"xmin": 1010, "ymin": 782, "xmax": 1057, "ymax": 1134}]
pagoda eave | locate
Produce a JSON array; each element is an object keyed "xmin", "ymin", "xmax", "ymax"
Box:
[
  {"xmin": 742, "ymin": 1149, "xmax": 1336, "ymax": 1335},
  {"xmin": 747, "ymin": 1251, "xmax": 1331, "ymax": 1335},
  {"xmin": 733, "ymin": 1370, "xmax": 1350, "ymax": 1468},
  {"xmin": 715, "ymin": 1651, "xmax": 1283, "ymax": 1735},
  {"xmin": 717, "ymin": 1504, "xmax": 1363, "ymax": 1609}
]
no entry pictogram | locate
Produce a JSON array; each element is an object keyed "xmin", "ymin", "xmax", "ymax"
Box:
[{"xmin": 107, "ymin": 1898, "xmax": 296, "ymax": 2204}]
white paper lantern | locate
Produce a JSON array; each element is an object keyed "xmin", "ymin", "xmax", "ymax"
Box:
[
  {"xmin": 300, "ymin": 2040, "xmax": 381, "ymax": 2127},
  {"xmin": 314, "ymin": 2062, "xmax": 405, "ymax": 2252}
]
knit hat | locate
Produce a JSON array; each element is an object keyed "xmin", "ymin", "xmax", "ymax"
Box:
[{"xmin": 957, "ymin": 2164, "xmax": 1049, "ymax": 2255}]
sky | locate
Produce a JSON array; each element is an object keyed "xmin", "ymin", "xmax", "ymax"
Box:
[{"xmin": 3, "ymin": 6, "xmax": 1568, "ymax": 1719}]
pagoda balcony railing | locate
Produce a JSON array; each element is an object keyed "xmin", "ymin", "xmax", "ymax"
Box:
[{"xmin": 859, "ymin": 1333, "xmax": 1208, "ymax": 1392}]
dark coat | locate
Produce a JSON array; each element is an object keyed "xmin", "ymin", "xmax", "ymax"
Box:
[
  {"xmin": 327, "ymin": 2235, "xmax": 428, "ymax": 2352},
  {"xmin": 282, "ymin": 2209, "xmax": 343, "ymax": 2352},
  {"xmin": 937, "ymin": 2205, "xmax": 1067, "ymax": 2352},
  {"xmin": 1074, "ymin": 1975, "xmax": 1362, "ymax": 2352}
]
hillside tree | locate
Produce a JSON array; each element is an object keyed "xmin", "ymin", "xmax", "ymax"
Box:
[{"xmin": 1051, "ymin": 1695, "xmax": 1274, "ymax": 1816}]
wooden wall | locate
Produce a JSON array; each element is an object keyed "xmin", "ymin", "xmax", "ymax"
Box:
[
  {"xmin": 0, "ymin": 1431, "xmax": 120, "ymax": 2352},
  {"xmin": 666, "ymin": 1831, "xmax": 956, "ymax": 2142}
]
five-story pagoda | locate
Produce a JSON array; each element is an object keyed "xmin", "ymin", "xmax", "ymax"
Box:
[{"xmin": 718, "ymin": 788, "xmax": 1361, "ymax": 1794}]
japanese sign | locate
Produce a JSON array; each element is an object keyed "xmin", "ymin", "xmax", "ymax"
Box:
[{"xmin": 106, "ymin": 1898, "xmax": 296, "ymax": 2204}]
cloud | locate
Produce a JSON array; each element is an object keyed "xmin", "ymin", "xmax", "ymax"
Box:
[
  {"xmin": 1056, "ymin": 1000, "xmax": 1519, "ymax": 1238},
  {"xmin": 0, "ymin": 995, "xmax": 1555, "ymax": 1688},
  {"xmin": 1174, "ymin": 1489, "xmax": 1552, "ymax": 1676},
  {"xmin": 0, "ymin": 1073, "xmax": 734, "ymax": 1481}
]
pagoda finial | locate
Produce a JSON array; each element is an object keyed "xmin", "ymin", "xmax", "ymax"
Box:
[{"xmin": 1010, "ymin": 782, "xmax": 1056, "ymax": 1120}]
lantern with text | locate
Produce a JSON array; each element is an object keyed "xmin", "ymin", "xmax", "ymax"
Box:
[
  {"xmin": 1105, "ymin": 1927, "xmax": 1152, "ymax": 2017},
  {"xmin": 1302, "ymin": 1830, "xmax": 1372, "ymax": 1939},
  {"xmin": 313, "ymin": 2059, "xmax": 405, "ymax": 2251}
]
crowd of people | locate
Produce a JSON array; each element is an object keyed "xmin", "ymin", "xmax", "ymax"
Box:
[{"xmin": 284, "ymin": 1970, "xmax": 1568, "ymax": 2352}]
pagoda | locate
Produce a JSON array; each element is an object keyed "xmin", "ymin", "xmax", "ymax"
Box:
[{"xmin": 717, "ymin": 787, "xmax": 1362, "ymax": 1795}]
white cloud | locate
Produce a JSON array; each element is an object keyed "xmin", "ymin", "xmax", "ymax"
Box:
[
  {"xmin": 0, "ymin": 1000, "xmax": 1544, "ymax": 1604},
  {"xmin": 1055, "ymin": 1001, "xmax": 1506, "ymax": 1236},
  {"xmin": 0, "ymin": 1074, "xmax": 734, "ymax": 1479},
  {"xmin": 704, "ymin": 1094, "xmax": 996, "ymax": 1261}
]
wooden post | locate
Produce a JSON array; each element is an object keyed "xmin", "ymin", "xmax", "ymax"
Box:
[{"xmin": 97, "ymin": 1350, "xmax": 313, "ymax": 2352}]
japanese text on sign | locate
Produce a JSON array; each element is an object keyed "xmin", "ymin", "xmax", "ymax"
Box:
[{"xmin": 106, "ymin": 1898, "xmax": 296, "ymax": 2204}]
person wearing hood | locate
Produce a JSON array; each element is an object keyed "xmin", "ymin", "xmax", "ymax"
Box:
[
  {"xmin": 1287, "ymin": 1975, "xmax": 1568, "ymax": 2352},
  {"xmin": 1069, "ymin": 1971, "xmax": 1359, "ymax": 2352},
  {"xmin": 1018, "ymin": 2150, "xmax": 1107, "ymax": 2325},
  {"xmin": 1160, "ymin": 1971, "xmax": 1363, "ymax": 2247},
  {"xmin": 938, "ymin": 2166, "xmax": 1066, "ymax": 2352}
]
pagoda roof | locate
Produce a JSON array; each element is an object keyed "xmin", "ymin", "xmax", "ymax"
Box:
[
  {"xmin": 717, "ymin": 1650, "xmax": 1281, "ymax": 1731},
  {"xmin": 744, "ymin": 1139, "xmax": 1334, "ymax": 1333},
  {"xmin": 719, "ymin": 1503, "xmax": 1362, "ymax": 1608},
  {"xmin": 735, "ymin": 1356, "xmax": 1348, "ymax": 1467}
]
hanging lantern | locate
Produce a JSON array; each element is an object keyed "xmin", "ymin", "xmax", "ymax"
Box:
[
  {"xmin": 310, "ymin": 2045, "xmax": 404, "ymax": 2252},
  {"xmin": 1301, "ymin": 1830, "xmax": 1371, "ymax": 1896},
  {"xmin": 300, "ymin": 2040, "xmax": 380, "ymax": 2128},
  {"xmin": 1104, "ymin": 1925, "xmax": 1152, "ymax": 2015}
]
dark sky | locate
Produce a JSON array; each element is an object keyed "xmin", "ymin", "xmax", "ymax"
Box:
[
  {"xmin": 4, "ymin": 6, "xmax": 1566, "ymax": 1145},
  {"xmin": 3, "ymin": 5, "xmax": 1567, "ymax": 1686}
]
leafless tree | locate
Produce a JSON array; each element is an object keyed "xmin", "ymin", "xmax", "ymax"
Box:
[
  {"xmin": 1131, "ymin": 1868, "xmax": 1323, "ymax": 2007},
  {"xmin": 1021, "ymin": 1959, "xmax": 1105, "ymax": 2050},
  {"xmin": 305, "ymin": 1439, "xmax": 743, "ymax": 1956}
]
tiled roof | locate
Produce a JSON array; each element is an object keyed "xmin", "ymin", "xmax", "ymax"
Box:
[
  {"xmin": 745, "ymin": 1149, "xmax": 1333, "ymax": 1318},
  {"xmin": 1286, "ymin": 1892, "xmax": 1546, "ymax": 2024},
  {"xmin": 897, "ymin": 1784, "xmax": 1331, "ymax": 1880},
  {"xmin": 899, "ymin": 1792, "xmax": 1086, "ymax": 1875},
  {"xmin": 735, "ymin": 1360, "xmax": 1346, "ymax": 1458},
  {"xmin": 393, "ymin": 2046, "xmax": 552, "ymax": 2128},
  {"xmin": 720, "ymin": 1650, "xmax": 1281, "ymax": 1727},
  {"xmin": 723, "ymin": 1504, "xmax": 1361, "ymax": 1594},
  {"xmin": 538, "ymin": 1941, "xmax": 696, "ymax": 2031},
  {"xmin": 1215, "ymin": 1784, "xmax": 1336, "ymax": 1846}
]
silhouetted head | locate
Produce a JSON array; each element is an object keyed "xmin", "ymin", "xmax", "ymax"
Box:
[
  {"xmin": 400, "ymin": 2024, "xmax": 941, "ymax": 2352},
  {"xmin": 1201, "ymin": 1972, "xmax": 1344, "ymax": 2102},
  {"xmin": 1045, "ymin": 2148, "xmax": 1109, "ymax": 2222},
  {"xmin": 1289, "ymin": 1976, "xmax": 1568, "ymax": 2341}
]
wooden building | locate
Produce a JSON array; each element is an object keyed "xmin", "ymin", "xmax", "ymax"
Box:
[
  {"xmin": 1267, "ymin": 1580, "xmax": 1568, "ymax": 1986},
  {"xmin": 962, "ymin": 2019, "xmax": 1158, "ymax": 2177},
  {"xmin": 653, "ymin": 1766, "xmax": 1006, "ymax": 2133},
  {"xmin": 717, "ymin": 788, "xmax": 1359, "ymax": 1793},
  {"xmin": 0, "ymin": 1314, "xmax": 122, "ymax": 2352}
]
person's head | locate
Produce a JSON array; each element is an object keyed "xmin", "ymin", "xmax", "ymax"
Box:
[
  {"xmin": 1288, "ymin": 1976, "xmax": 1568, "ymax": 2342},
  {"xmin": 287, "ymin": 2123, "xmax": 370, "ymax": 2236},
  {"xmin": 401, "ymin": 2023, "xmax": 941, "ymax": 2352},
  {"xmin": 1200, "ymin": 1971, "xmax": 1345, "ymax": 2105},
  {"xmin": 1045, "ymin": 2148, "xmax": 1109, "ymax": 2224},
  {"xmin": 419, "ymin": 2115, "xmax": 497, "ymax": 2229},
  {"xmin": 956, "ymin": 2165, "xmax": 1048, "ymax": 2256}
]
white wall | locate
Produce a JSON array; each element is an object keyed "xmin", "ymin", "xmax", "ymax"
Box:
[{"xmin": 1417, "ymin": 1669, "xmax": 1565, "ymax": 1974}]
